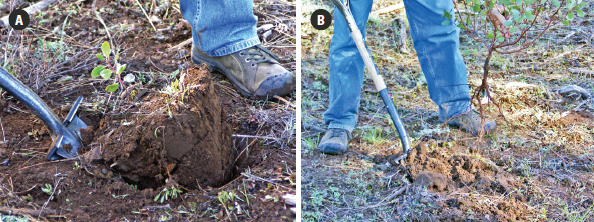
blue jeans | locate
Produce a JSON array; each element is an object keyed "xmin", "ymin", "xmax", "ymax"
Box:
[
  {"xmin": 180, "ymin": 0, "xmax": 260, "ymax": 57},
  {"xmin": 324, "ymin": 0, "xmax": 472, "ymax": 133}
]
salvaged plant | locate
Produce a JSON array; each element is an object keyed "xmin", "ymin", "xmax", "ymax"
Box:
[
  {"xmin": 91, "ymin": 41, "xmax": 133, "ymax": 92},
  {"xmin": 442, "ymin": 0, "xmax": 586, "ymax": 126}
]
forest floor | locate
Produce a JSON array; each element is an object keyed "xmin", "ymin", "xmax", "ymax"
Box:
[
  {"xmin": 1, "ymin": 0, "xmax": 296, "ymax": 221},
  {"xmin": 301, "ymin": 0, "xmax": 594, "ymax": 221}
]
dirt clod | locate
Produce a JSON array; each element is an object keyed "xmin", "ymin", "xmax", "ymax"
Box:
[
  {"xmin": 96, "ymin": 66, "xmax": 235, "ymax": 189},
  {"xmin": 401, "ymin": 142, "xmax": 533, "ymax": 220}
]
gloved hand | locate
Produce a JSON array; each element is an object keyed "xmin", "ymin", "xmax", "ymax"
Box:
[{"xmin": 488, "ymin": 5, "xmax": 511, "ymax": 38}]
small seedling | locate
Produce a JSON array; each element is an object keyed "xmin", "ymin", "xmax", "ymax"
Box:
[
  {"xmin": 41, "ymin": 184, "xmax": 55, "ymax": 200},
  {"xmin": 92, "ymin": 41, "xmax": 133, "ymax": 92},
  {"xmin": 218, "ymin": 190, "xmax": 237, "ymax": 217},
  {"xmin": 154, "ymin": 185, "xmax": 183, "ymax": 203}
]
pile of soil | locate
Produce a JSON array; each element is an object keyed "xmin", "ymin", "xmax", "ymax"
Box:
[
  {"xmin": 402, "ymin": 143, "xmax": 533, "ymax": 221},
  {"xmin": 94, "ymin": 66, "xmax": 236, "ymax": 189}
]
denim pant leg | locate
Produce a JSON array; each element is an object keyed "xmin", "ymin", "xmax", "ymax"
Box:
[
  {"xmin": 323, "ymin": 0, "xmax": 374, "ymax": 133},
  {"xmin": 403, "ymin": 0, "xmax": 472, "ymax": 120},
  {"xmin": 179, "ymin": 0, "xmax": 260, "ymax": 57}
]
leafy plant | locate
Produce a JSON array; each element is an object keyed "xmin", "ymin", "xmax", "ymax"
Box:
[
  {"xmin": 154, "ymin": 185, "xmax": 183, "ymax": 203},
  {"xmin": 442, "ymin": 0, "xmax": 586, "ymax": 129},
  {"xmin": 41, "ymin": 184, "xmax": 53, "ymax": 195},
  {"xmin": 91, "ymin": 41, "xmax": 131, "ymax": 92},
  {"xmin": 217, "ymin": 190, "xmax": 237, "ymax": 217}
]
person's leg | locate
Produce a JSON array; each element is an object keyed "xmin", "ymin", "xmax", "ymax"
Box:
[
  {"xmin": 319, "ymin": 0, "xmax": 373, "ymax": 154},
  {"xmin": 402, "ymin": 0, "xmax": 471, "ymax": 119},
  {"xmin": 402, "ymin": 0, "xmax": 495, "ymax": 135},
  {"xmin": 180, "ymin": 0, "xmax": 259, "ymax": 56},
  {"xmin": 180, "ymin": 0, "xmax": 295, "ymax": 100},
  {"xmin": 323, "ymin": 0, "xmax": 374, "ymax": 133}
]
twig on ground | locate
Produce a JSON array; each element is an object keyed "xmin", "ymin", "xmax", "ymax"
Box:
[
  {"xmin": 273, "ymin": 95, "xmax": 295, "ymax": 109},
  {"xmin": 135, "ymin": 0, "xmax": 158, "ymax": 33},
  {"xmin": 19, "ymin": 157, "xmax": 77, "ymax": 171},
  {"xmin": 169, "ymin": 38, "xmax": 193, "ymax": 51},
  {"xmin": 92, "ymin": 0, "xmax": 113, "ymax": 50},
  {"xmin": 569, "ymin": 68, "xmax": 594, "ymax": 78},
  {"xmin": 142, "ymin": 204, "xmax": 171, "ymax": 211},
  {"xmin": 0, "ymin": 116, "xmax": 5, "ymax": 143},
  {"xmin": 0, "ymin": 207, "xmax": 50, "ymax": 222},
  {"xmin": 52, "ymin": 47, "xmax": 100, "ymax": 72},
  {"xmin": 39, "ymin": 176, "xmax": 64, "ymax": 218},
  {"xmin": 241, "ymin": 173, "xmax": 294, "ymax": 191},
  {"xmin": 233, "ymin": 136, "xmax": 259, "ymax": 165},
  {"xmin": 371, "ymin": 3, "xmax": 405, "ymax": 15},
  {"xmin": 232, "ymin": 134, "xmax": 276, "ymax": 140},
  {"xmin": 322, "ymin": 165, "xmax": 361, "ymax": 170}
]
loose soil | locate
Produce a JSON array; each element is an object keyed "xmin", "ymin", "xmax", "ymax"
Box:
[
  {"xmin": 95, "ymin": 66, "xmax": 235, "ymax": 189},
  {"xmin": 301, "ymin": 0, "xmax": 593, "ymax": 221},
  {"xmin": 1, "ymin": 0, "xmax": 296, "ymax": 221}
]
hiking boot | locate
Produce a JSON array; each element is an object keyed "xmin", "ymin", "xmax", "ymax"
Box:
[
  {"xmin": 191, "ymin": 45, "xmax": 295, "ymax": 100},
  {"xmin": 443, "ymin": 110, "xmax": 497, "ymax": 136},
  {"xmin": 318, "ymin": 128, "xmax": 352, "ymax": 155}
]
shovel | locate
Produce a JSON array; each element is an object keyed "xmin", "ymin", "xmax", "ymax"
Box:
[
  {"xmin": 330, "ymin": 0, "xmax": 411, "ymax": 160},
  {"xmin": 0, "ymin": 67, "xmax": 88, "ymax": 160}
]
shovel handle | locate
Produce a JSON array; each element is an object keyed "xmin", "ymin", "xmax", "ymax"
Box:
[
  {"xmin": 0, "ymin": 67, "xmax": 82, "ymax": 159},
  {"xmin": 331, "ymin": 0, "xmax": 387, "ymax": 92},
  {"xmin": 330, "ymin": 0, "xmax": 411, "ymax": 156},
  {"xmin": 0, "ymin": 67, "xmax": 64, "ymax": 137}
]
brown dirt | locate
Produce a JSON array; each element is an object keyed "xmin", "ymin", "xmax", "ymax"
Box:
[
  {"xmin": 399, "ymin": 142, "xmax": 533, "ymax": 221},
  {"xmin": 1, "ymin": 0, "xmax": 296, "ymax": 220},
  {"xmin": 95, "ymin": 66, "xmax": 235, "ymax": 189}
]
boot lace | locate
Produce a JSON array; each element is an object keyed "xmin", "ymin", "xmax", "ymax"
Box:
[{"xmin": 242, "ymin": 45, "xmax": 280, "ymax": 65}]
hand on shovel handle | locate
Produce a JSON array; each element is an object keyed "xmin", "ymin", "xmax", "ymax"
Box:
[{"xmin": 488, "ymin": 5, "xmax": 511, "ymax": 39}]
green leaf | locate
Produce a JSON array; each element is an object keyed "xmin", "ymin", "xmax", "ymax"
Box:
[
  {"xmin": 473, "ymin": 4, "xmax": 481, "ymax": 12},
  {"xmin": 457, "ymin": 23, "xmax": 465, "ymax": 29},
  {"xmin": 562, "ymin": 20, "xmax": 570, "ymax": 25},
  {"xmin": 501, "ymin": 0, "xmax": 511, "ymax": 5},
  {"xmin": 96, "ymin": 54, "xmax": 104, "ymax": 60},
  {"xmin": 497, "ymin": 36, "xmax": 505, "ymax": 42},
  {"xmin": 91, "ymin": 66, "xmax": 105, "ymax": 78},
  {"xmin": 101, "ymin": 41, "xmax": 110, "ymax": 58},
  {"xmin": 100, "ymin": 69, "xmax": 113, "ymax": 80},
  {"xmin": 114, "ymin": 52, "xmax": 119, "ymax": 64},
  {"xmin": 486, "ymin": 31, "xmax": 494, "ymax": 39},
  {"xmin": 473, "ymin": 0, "xmax": 480, "ymax": 4},
  {"xmin": 553, "ymin": 0, "xmax": 560, "ymax": 7},
  {"xmin": 463, "ymin": 50, "xmax": 471, "ymax": 55},
  {"xmin": 106, "ymin": 83, "xmax": 119, "ymax": 92},
  {"xmin": 512, "ymin": 9, "xmax": 521, "ymax": 21},
  {"xmin": 503, "ymin": 19, "xmax": 513, "ymax": 27},
  {"xmin": 441, "ymin": 20, "xmax": 451, "ymax": 26},
  {"xmin": 576, "ymin": 10, "xmax": 584, "ymax": 17},
  {"xmin": 567, "ymin": 12, "xmax": 574, "ymax": 20},
  {"xmin": 525, "ymin": 11, "xmax": 533, "ymax": 20},
  {"xmin": 467, "ymin": 17, "xmax": 471, "ymax": 26},
  {"xmin": 154, "ymin": 193, "xmax": 160, "ymax": 202},
  {"xmin": 579, "ymin": 2, "xmax": 587, "ymax": 7},
  {"xmin": 117, "ymin": 64, "xmax": 127, "ymax": 75},
  {"xmin": 443, "ymin": 10, "xmax": 452, "ymax": 20},
  {"xmin": 509, "ymin": 26, "xmax": 517, "ymax": 34}
]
